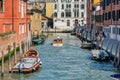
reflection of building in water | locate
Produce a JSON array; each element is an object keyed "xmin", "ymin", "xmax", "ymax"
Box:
[{"xmin": 53, "ymin": 0, "xmax": 87, "ymax": 30}]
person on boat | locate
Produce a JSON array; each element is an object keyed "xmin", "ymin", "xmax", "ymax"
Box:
[{"xmin": 57, "ymin": 35, "xmax": 60, "ymax": 39}]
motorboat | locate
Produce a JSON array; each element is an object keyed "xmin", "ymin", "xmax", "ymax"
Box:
[
  {"xmin": 12, "ymin": 48, "xmax": 42, "ymax": 73},
  {"xmin": 52, "ymin": 38, "xmax": 63, "ymax": 47},
  {"xmin": 81, "ymin": 42, "xmax": 93, "ymax": 49},
  {"xmin": 91, "ymin": 50, "xmax": 109, "ymax": 61}
]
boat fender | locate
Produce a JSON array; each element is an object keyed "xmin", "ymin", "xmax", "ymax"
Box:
[
  {"xmin": 40, "ymin": 61, "xmax": 42, "ymax": 65},
  {"xmin": 32, "ymin": 68, "xmax": 35, "ymax": 72}
]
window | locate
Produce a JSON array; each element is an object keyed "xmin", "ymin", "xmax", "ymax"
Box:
[
  {"xmin": 81, "ymin": 12, "xmax": 84, "ymax": 18},
  {"xmin": 77, "ymin": 4, "xmax": 79, "ymax": 8},
  {"xmin": 74, "ymin": 0, "xmax": 79, "ymax": 2},
  {"xmin": 102, "ymin": 13, "xmax": 104, "ymax": 21},
  {"xmin": 81, "ymin": 4, "xmax": 84, "ymax": 9},
  {"xmin": 21, "ymin": 1, "xmax": 24, "ymax": 18},
  {"xmin": 74, "ymin": 11, "xmax": 76, "ymax": 17},
  {"xmin": 112, "ymin": 11, "xmax": 115, "ymax": 21},
  {"xmin": 21, "ymin": 24, "xmax": 25, "ymax": 34},
  {"xmin": 66, "ymin": 0, "xmax": 72, "ymax": 2},
  {"xmin": 62, "ymin": 4, "xmax": 64, "ymax": 9},
  {"xmin": 119, "ymin": 10, "xmax": 120, "ymax": 19},
  {"xmin": 69, "ymin": 4, "xmax": 71, "ymax": 8},
  {"xmin": 77, "ymin": 11, "xmax": 79, "ymax": 17},
  {"xmin": 112, "ymin": 11, "xmax": 118, "ymax": 21},
  {"xmin": 55, "ymin": 4, "xmax": 57, "ymax": 9},
  {"xmin": 105, "ymin": 13, "xmax": 107, "ymax": 20},
  {"xmin": 112, "ymin": 27, "xmax": 117, "ymax": 34},
  {"xmin": 66, "ymin": 4, "xmax": 69, "ymax": 8},
  {"xmin": 0, "ymin": 0, "xmax": 3, "ymax": 12},
  {"xmin": 66, "ymin": 11, "xmax": 71, "ymax": 17},
  {"xmin": 74, "ymin": 4, "xmax": 76, "ymax": 8},
  {"xmin": 61, "ymin": 12, "xmax": 64, "ymax": 17},
  {"xmin": 54, "ymin": 12, "xmax": 57, "ymax": 17},
  {"xmin": 113, "ymin": 0, "xmax": 119, "ymax": 5},
  {"xmin": 54, "ymin": 0, "xmax": 58, "ymax": 2},
  {"xmin": 74, "ymin": 10, "xmax": 79, "ymax": 17},
  {"xmin": 67, "ymin": 20, "xmax": 70, "ymax": 26},
  {"xmin": 108, "ymin": 12, "xmax": 111, "ymax": 20}
]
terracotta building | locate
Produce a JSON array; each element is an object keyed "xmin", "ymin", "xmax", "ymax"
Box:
[
  {"xmin": 86, "ymin": 0, "xmax": 93, "ymax": 30},
  {"xmin": 0, "ymin": 0, "xmax": 30, "ymax": 43},
  {"xmin": 101, "ymin": 0, "xmax": 120, "ymax": 40},
  {"xmin": 87, "ymin": 0, "xmax": 120, "ymax": 40}
]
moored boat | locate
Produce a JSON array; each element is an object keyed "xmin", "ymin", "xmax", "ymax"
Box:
[
  {"xmin": 91, "ymin": 50, "xmax": 109, "ymax": 61},
  {"xmin": 12, "ymin": 48, "xmax": 42, "ymax": 73},
  {"xmin": 32, "ymin": 36, "xmax": 44, "ymax": 44},
  {"xmin": 81, "ymin": 42, "xmax": 93, "ymax": 49},
  {"xmin": 40, "ymin": 34, "xmax": 47, "ymax": 40},
  {"xmin": 110, "ymin": 74, "xmax": 120, "ymax": 80}
]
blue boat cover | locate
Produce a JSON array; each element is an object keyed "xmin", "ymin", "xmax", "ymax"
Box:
[{"xmin": 110, "ymin": 74, "xmax": 120, "ymax": 78}]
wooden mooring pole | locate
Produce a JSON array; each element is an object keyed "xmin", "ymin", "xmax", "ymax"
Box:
[
  {"xmin": 1, "ymin": 51, "xmax": 4, "ymax": 76},
  {"xmin": 22, "ymin": 41, "xmax": 25, "ymax": 57},
  {"xmin": 113, "ymin": 44, "xmax": 119, "ymax": 67},
  {"xmin": 117, "ymin": 47, "xmax": 120, "ymax": 68},
  {"xmin": 8, "ymin": 45, "xmax": 11, "ymax": 73},
  {"xmin": 20, "ymin": 41, "xmax": 22, "ymax": 59},
  {"xmin": 13, "ymin": 42, "xmax": 17, "ymax": 64}
]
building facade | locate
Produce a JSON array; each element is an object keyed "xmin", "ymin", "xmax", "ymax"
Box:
[
  {"xmin": 53, "ymin": 0, "xmax": 87, "ymax": 30},
  {"xmin": 46, "ymin": 2, "xmax": 54, "ymax": 18},
  {"xmin": 0, "ymin": 0, "xmax": 30, "ymax": 43},
  {"xmin": 27, "ymin": 2, "xmax": 45, "ymax": 36},
  {"xmin": 86, "ymin": 0, "xmax": 92, "ymax": 29},
  {"xmin": 101, "ymin": 0, "xmax": 120, "ymax": 40}
]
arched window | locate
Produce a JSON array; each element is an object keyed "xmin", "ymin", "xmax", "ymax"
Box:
[
  {"xmin": 67, "ymin": 20, "xmax": 70, "ymax": 26},
  {"xmin": 61, "ymin": 4, "xmax": 64, "ymax": 9},
  {"xmin": 61, "ymin": 12, "xmax": 64, "ymax": 17},
  {"xmin": 54, "ymin": 4, "xmax": 57, "ymax": 9},
  {"xmin": 54, "ymin": 12, "xmax": 57, "ymax": 17}
]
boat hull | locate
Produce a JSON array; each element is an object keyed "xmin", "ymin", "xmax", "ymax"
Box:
[
  {"xmin": 53, "ymin": 43, "xmax": 63, "ymax": 47},
  {"xmin": 12, "ymin": 48, "xmax": 42, "ymax": 73},
  {"xmin": 12, "ymin": 61, "xmax": 42, "ymax": 73},
  {"xmin": 91, "ymin": 50, "xmax": 109, "ymax": 61}
]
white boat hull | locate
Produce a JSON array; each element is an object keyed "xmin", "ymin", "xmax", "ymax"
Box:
[
  {"xmin": 53, "ymin": 43, "xmax": 63, "ymax": 47},
  {"xmin": 12, "ymin": 57, "xmax": 42, "ymax": 73}
]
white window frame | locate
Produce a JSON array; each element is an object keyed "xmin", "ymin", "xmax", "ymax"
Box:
[
  {"xmin": 21, "ymin": 0, "xmax": 24, "ymax": 18},
  {"xmin": 21, "ymin": 24, "xmax": 25, "ymax": 34}
]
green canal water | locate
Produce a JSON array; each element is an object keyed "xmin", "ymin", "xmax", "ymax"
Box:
[{"xmin": 0, "ymin": 33, "xmax": 119, "ymax": 80}]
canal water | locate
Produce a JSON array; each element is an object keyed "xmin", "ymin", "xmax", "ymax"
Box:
[{"xmin": 0, "ymin": 33, "xmax": 119, "ymax": 80}]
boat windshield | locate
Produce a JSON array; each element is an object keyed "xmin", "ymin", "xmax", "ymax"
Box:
[{"xmin": 22, "ymin": 58, "xmax": 37, "ymax": 63}]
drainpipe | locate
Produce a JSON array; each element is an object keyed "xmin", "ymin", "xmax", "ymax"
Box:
[
  {"xmin": 12, "ymin": 0, "xmax": 14, "ymax": 31},
  {"xmin": 115, "ymin": 0, "xmax": 117, "ymax": 40}
]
